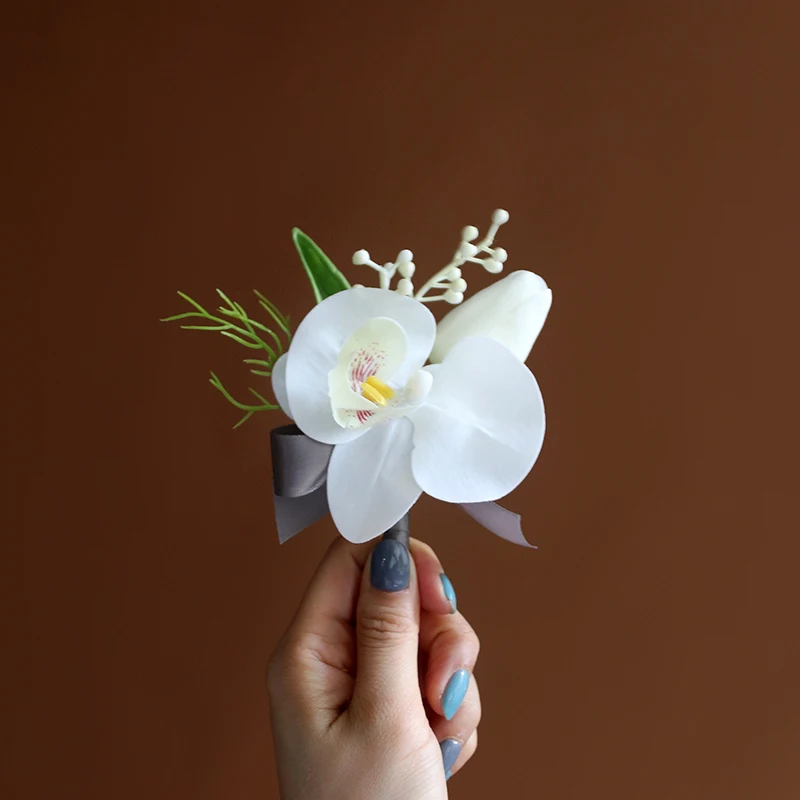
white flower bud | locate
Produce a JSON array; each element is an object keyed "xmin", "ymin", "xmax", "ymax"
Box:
[
  {"xmin": 352, "ymin": 249, "xmax": 370, "ymax": 265},
  {"xmin": 430, "ymin": 271, "xmax": 552, "ymax": 364},
  {"xmin": 396, "ymin": 278, "xmax": 414, "ymax": 296},
  {"xmin": 483, "ymin": 259, "xmax": 503, "ymax": 274},
  {"xmin": 445, "ymin": 266, "xmax": 462, "ymax": 280},
  {"xmin": 398, "ymin": 261, "xmax": 415, "ymax": 278},
  {"xmin": 444, "ymin": 289, "xmax": 464, "ymax": 304},
  {"xmin": 493, "ymin": 247, "xmax": 508, "ymax": 263},
  {"xmin": 459, "ymin": 242, "xmax": 478, "ymax": 258},
  {"xmin": 491, "ymin": 208, "xmax": 510, "ymax": 225},
  {"xmin": 450, "ymin": 278, "xmax": 467, "ymax": 292},
  {"xmin": 396, "ymin": 249, "xmax": 414, "ymax": 264},
  {"xmin": 461, "ymin": 225, "xmax": 479, "ymax": 242}
]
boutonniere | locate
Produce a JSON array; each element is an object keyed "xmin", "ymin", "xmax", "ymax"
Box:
[{"xmin": 164, "ymin": 210, "xmax": 551, "ymax": 546}]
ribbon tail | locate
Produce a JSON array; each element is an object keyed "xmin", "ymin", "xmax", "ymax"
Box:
[
  {"xmin": 270, "ymin": 424, "xmax": 334, "ymax": 544},
  {"xmin": 458, "ymin": 501, "xmax": 537, "ymax": 549},
  {"xmin": 273, "ymin": 483, "xmax": 331, "ymax": 544}
]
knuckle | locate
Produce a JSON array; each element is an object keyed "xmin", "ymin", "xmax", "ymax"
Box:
[
  {"xmin": 358, "ymin": 696, "xmax": 406, "ymax": 730},
  {"xmin": 465, "ymin": 627, "xmax": 481, "ymax": 659},
  {"xmin": 432, "ymin": 621, "xmax": 481, "ymax": 666},
  {"xmin": 355, "ymin": 694, "xmax": 424, "ymax": 740},
  {"xmin": 387, "ymin": 713, "xmax": 420, "ymax": 742},
  {"xmin": 452, "ymin": 616, "xmax": 481, "ymax": 660},
  {"xmin": 471, "ymin": 694, "xmax": 483, "ymax": 728},
  {"xmin": 358, "ymin": 604, "xmax": 416, "ymax": 646}
]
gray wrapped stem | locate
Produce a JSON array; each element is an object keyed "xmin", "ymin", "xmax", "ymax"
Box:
[{"xmin": 381, "ymin": 513, "xmax": 410, "ymax": 548}]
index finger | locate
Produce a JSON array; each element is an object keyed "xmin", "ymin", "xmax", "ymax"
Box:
[{"xmin": 410, "ymin": 538, "xmax": 458, "ymax": 616}]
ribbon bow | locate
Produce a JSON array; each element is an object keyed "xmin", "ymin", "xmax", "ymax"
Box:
[{"xmin": 270, "ymin": 425, "xmax": 534, "ymax": 547}]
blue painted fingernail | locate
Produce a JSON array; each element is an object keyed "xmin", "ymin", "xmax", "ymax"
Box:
[
  {"xmin": 370, "ymin": 539, "xmax": 410, "ymax": 592},
  {"xmin": 442, "ymin": 669, "xmax": 470, "ymax": 720},
  {"xmin": 440, "ymin": 738, "xmax": 462, "ymax": 778},
  {"xmin": 440, "ymin": 573, "xmax": 457, "ymax": 613}
]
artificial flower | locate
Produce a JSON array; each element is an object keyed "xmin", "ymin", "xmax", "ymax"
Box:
[{"xmin": 272, "ymin": 285, "xmax": 546, "ymax": 543}]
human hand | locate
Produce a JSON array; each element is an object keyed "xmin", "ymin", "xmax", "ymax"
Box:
[{"xmin": 268, "ymin": 521, "xmax": 481, "ymax": 799}]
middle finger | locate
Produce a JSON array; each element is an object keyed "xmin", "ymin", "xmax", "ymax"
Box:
[{"xmin": 419, "ymin": 607, "xmax": 481, "ymax": 720}]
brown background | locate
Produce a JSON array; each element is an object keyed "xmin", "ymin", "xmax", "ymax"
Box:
[{"xmin": 4, "ymin": 1, "xmax": 800, "ymax": 798}]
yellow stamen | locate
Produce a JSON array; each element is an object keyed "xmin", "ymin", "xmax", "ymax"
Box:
[
  {"xmin": 361, "ymin": 383, "xmax": 387, "ymax": 406},
  {"xmin": 365, "ymin": 376, "xmax": 395, "ymax": 399}
]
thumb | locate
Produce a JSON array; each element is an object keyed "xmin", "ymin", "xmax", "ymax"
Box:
[{"xmin": 351, "ymin": 515, "xmax": 424, "ymax": 724}]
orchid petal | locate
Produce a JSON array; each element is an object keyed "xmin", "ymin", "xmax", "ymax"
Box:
[
  {"xmin": 411, "ymin": 336, "xmax": 545, "ymax": 503},
  {"xmin": 285, "ymin": 287, "xmax": 436, "ymax": 445},
  {"xmin": 271, "ymin": 354, "xmax": 292, "ymax": 419},
  {"xmin": 328, "ymin": 417, "xmax": 422, "ymax": 543}
]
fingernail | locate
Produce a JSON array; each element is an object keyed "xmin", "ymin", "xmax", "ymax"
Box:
[
  {"xmin": 370, "ymin": 539, "xmax": 410, "ymax": 592},
  {"xmin": 440, "ymin": 738, "xmax": 462, "ymax": 778},
  {"xmin": 442, "ymin": 668, "xmax": 470, "ymax": 720},
  {"xmin": 440, "ymin": 573, "xmax": 457, "ymax": 613}
]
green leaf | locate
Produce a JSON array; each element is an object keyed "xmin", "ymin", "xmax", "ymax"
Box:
[{"xmin": 292, "ymin": 228, "xmax": 350, "ymax": 303}]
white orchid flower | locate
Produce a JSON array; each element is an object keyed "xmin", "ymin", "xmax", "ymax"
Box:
[
  {"xmin": 430, "ymin": 270, "xmax": 553, "ymax": 364},
  {"xmin": 272, "ymin": 285, "xmax": 546, "ymax": 544}
]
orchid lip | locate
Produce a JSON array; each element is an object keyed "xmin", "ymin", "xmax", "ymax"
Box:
[
  {"xmin": 330, "ymin": 361, "xmax": 434, "ymax": 430},
  {"xmin": 328, "ymin": 315, "xmax": 436, "ymax": 430}
]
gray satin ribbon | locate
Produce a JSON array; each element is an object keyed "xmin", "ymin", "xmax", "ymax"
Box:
[{"xmin": 270, "ymin": 424, "xmax": 535, "ymax": 548}]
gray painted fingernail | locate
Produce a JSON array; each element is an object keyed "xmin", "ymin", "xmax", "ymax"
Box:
[
  {"xmin": 440, "ymin": 738, "xmax": 462, "ymax": 778},
  {"xmin": 442, "ymin": 668, "xmax": 470, "ymax": 720},
  {"xmin": 370, "ymin": 539, "xmax": 410, "ymax": 592},
  {"xmin": 440, "ymin": 573, "xmax": 457, "ymax": 613}
]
